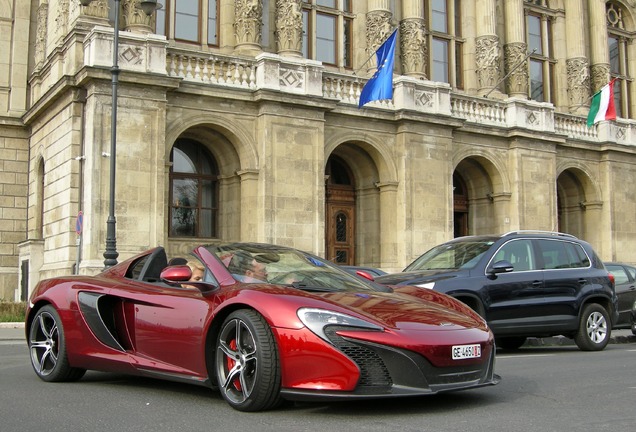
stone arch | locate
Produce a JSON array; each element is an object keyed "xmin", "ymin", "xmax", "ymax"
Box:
[
  {"xmin": 323, "ymin": 133, "xmax": 398, "ymax": 268},
  {"xmin": 165, "ymin": 114, "xmax": 258, "ymax": 171},
  {"xmin": 452, "ymin": 151, "xmax": 510, "ymax": 235},
  {"xmin": 556, "ymin": 163, "xmax": 603, "ymax": 243}
]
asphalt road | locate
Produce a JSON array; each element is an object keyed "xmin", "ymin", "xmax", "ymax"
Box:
[{"xmin": 1, "ymin": 337, "xmax": 634, "ymax": 432}]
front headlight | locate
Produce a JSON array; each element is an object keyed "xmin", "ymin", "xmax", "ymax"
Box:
[
  {"xmin": 297, "ymin": 308, "xmax": 383, "ymax": 342},
  {"xmin": 416, "ymin": 282, "xmax": 436, "ymax": 289}
]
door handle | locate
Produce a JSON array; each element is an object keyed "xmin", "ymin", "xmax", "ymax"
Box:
[
  {"xmin": 578, "ymin": 278, "xmax": 587, "ymax": 284},
  {"xmin": 532, "ymin": 281, "xmax": 542, "ymax": 287}
]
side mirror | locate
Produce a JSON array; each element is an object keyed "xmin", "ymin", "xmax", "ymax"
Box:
[
  {"xmin": 487, "ymin": 260, "xmax": 514, "ymax": 278},
  {"xmin": 354, "ymin": 270, "xmax": 376, "ymax": 282},
  {"xmin": 160, "ymin": 265, "xmax": 192, "ymax": 282}
]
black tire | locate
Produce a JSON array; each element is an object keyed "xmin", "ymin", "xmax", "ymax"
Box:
[
  {"xmin": 28, "ymin": 305, "xmax": 86, "ymax": 382},
  {"xmin": 574, "ymin": 303, "xmax": 610, "ymax": 351},
  {"xmin": 215, "ymin": 309, "xmax": 282, "ymax": 412},
  {"xmin": 496, "ymin": 336, "xmax": 527, "ymax": 350}
]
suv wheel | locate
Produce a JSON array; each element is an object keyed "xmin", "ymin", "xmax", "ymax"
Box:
[{"xmin": 574, "ymin": 304, "xmax": 610, "ymax": 351}]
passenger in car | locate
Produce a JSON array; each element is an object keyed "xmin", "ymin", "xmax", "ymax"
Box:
[{"xmin": 182, "ymin": 260, "xmax": 205, "ymax": 289}]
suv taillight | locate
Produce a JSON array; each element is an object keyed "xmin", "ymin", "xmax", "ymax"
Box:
[{"xmin": 607, "ymin": 271, "xmax": 615, "ymax": 287}]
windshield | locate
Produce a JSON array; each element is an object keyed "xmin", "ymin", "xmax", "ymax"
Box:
[
  {"xmin": 203, "ymin": 243, "xmax": 385, "ymax": 293},
  {"xmin": 405, "ymin": 240, "xmax": 495, "ymax": 271}
]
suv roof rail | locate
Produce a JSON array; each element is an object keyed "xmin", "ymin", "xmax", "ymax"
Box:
[{"xmin": 502, "ymin": 230, "xmax": 578, "ymax": 239}]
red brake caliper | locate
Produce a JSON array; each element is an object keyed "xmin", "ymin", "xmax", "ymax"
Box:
[{"xmin": 226, "ymin": 339, "xmax": 242, "ymax": 391}]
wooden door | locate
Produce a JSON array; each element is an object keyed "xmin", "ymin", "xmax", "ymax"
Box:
[{"xmin": 325, "ymin": 185, "xmax": 355, "ymax": 265}]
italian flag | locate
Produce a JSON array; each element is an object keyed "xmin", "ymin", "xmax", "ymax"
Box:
[{"xmin": 587, "ymin": 78, "xmax": 617, "ymax": 127}]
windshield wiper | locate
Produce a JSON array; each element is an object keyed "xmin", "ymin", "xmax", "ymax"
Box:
[{"xmin": 290, "ymin": 281, "xmax": 339, "ymax": 292}]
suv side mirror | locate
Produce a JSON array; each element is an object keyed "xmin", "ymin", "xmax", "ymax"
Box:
[{"xmin": 487, "ymin": 260, "xmax": 514, "ymax": 278}]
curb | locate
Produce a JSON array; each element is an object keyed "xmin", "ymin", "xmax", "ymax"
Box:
[
  {"xmin": 0, "ymin": 322, "xmax": 24, "ymax": 329},
  {"xmin": 525, "ymin": 333, "xmax": 636, "ymax": 347}
]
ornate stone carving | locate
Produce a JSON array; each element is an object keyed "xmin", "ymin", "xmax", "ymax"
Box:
[
  {"xmin": 234, "ymin": 0, "xmax": 263, "ymax": 47},
  {"xmin": 275, "ymin": 0, "xmax": 302, "ymax": 56},
  {"xmin": 35, "ymin": 3, "xmax": 49, "ymax": 68},
  {"xmin": 79, "ymin": 0, "xmax": 109, "ymax": 19},
  {"xmin": 122, "ymin": 0, "xmax": 154, "ymax": 33},
  {"xmin": 399, "ymin": 19, "xmax": 427, "ymax": 78},
  {"xmin": 504, "ymin": 42, "xmax": 528, "ymax": 96},
  {"xmin": 476, "ymin": 35, "xmax": 501, "ymax": 89},
  {"xmin": 56, "ymin": 0, "xmax": 70, "ymax": 36},
  {"xmin": 365, "ymin": 10, "xmax": 392, "ymax": 69},
  {"xmin": 590, "ymin": 63, "xmax": 611, "ymax": 93},
  {"xmin": 566, "ymin": 57, "xmax": 590, "ymax": 110}
]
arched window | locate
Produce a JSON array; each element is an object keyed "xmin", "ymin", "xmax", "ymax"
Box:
[
  {"xmin": 426, "ymin": 0, "xmax": 463, "ymax": 89},
  {"xmin": 607, "ymin": 1, "xmax": 633, "ymax": 119},
  {"xmin": 169, "ymin": 139, "xmax": 219, "ymax": 238}
]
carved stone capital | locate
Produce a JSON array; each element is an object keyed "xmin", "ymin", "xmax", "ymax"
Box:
[
  {"xmin": 476, "ymin": 35, "xmax": 500, "ymax": 90},
  {"xmin": 566, "ymin": 57, "xmax": 590, "ymax": 112},
  {"xmin": 79, "ymin": 0, "xmax": 109, "ymax": 19},
  {"xmin": 399, "ymin": 19, "xmax": 427, "ymax": 78},
  {"xmin": 234, "ymin": 0, "xmax": 263, "ymax": 53},
  {"xmin": 122, "ymin": 0, "xmax": 154, "ymax": 33},
  {"xmin": 590, "ymin": 63, "xmax": 611, "ymax": 93},
  {"xmin": 365, "ymin": 10, "xmax": 393, "ymax": 70},
  {"xmin": 504, "ymin": 42, "xmax": 528, "ymax": 96},
  {"xmin": 275, "ymin": 0, "xmax": 303, "ymax": 56}
]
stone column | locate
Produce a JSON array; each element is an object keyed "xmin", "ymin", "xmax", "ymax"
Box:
[
  {"xmin": 503, "ymin": 0, "xmax": 528, "ymax": 97},
  {"xmin": 588, "ymin": 0, "xmax": 610, "ymax": 92},
  {"xmin": 365, "ymin": 0, "xmax": 393, "ymax": 72},
  {"xmin": 399, "ymin": 0, "xmax": 426, "ymax": 79},
  {"xmin": 122, "ymin": 0, "xmax": 154, "ymax": 33},
  {"xmin": 475, "ymin": 0, "xmax": 501, "ymax": 95},
  {"xmin": 275, "ymin": 0, "xmax": 302, "ymax": 57},
  {"xmin": 377, "ymin": 182, "xmax": 400, "ymax": 272},
  {"xmin": 564, "ymin": 0, "xmax": 590, "ymax": 113},
  {"xmin": 234, "ymin": 0, "xmax": 263, "ymax": 56}
]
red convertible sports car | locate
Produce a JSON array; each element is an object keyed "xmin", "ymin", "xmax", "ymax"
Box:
[{"xmin": 26, "ymin": 242, "xmax": 500, "ymax": 411}]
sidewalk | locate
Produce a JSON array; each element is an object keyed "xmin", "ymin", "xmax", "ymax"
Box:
[{"xmin": 1, "ymin": 321, "xmax": 634, "ymax": 344}]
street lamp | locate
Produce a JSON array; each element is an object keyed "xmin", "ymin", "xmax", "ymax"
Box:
[{"xmin": 79, "ymin": 0, "xmax": 162, "ymax": 268}]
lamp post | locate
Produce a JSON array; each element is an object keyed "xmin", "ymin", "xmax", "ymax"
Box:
[{"xmin": 79, "ymin": 0, "xmax": 161, "ymax": 268}]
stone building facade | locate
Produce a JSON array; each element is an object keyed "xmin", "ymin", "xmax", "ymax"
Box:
[{"xmin": 1, "ymin": 0, "xmax": 636, "ymax": 300}]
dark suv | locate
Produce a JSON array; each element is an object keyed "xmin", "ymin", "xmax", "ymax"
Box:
[{"xmin": 375, "ymin": 231, "xmax": 619, "ymax": 351}]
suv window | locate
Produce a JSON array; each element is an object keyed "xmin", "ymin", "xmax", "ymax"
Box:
[
  {"xmin": 405, "ymin": 240, "xmax": 495, "ymax": 271},
  {"xmin": 492, "ymin": 239, "xmax": 535, "ymax": 271},
  {"xmin": 536, "ymin": 239, "xmax": 590, "ymax": 269}
]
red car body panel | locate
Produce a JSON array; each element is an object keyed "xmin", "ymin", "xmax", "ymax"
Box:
[{"xmin": 26, "ymin": 243, "xmax": 499, "ymax": 405}]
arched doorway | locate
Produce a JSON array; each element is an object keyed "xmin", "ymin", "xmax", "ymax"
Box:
[
  {"xmin": 453, "ymin": 173, "xmax": 469, "ymax": 237},
  {"xmin": 325, "ymin": 156, "xmax": 356, "ymax": 265}
]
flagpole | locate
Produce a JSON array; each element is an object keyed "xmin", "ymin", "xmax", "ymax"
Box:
[
  {"xmin": 484, "ymin": 49, "xmax": 537, "ymax": 98},
  {"xmin": 571, "ymin": 77, "xmax": 619, "ymax": 112},
  {"xmin": 353, "ymin": 28, "xmax": 398, "ymax": 77}
]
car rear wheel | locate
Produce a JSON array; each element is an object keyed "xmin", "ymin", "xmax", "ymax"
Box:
[
  {"xmin": 28, "ymin": 305, "xmax": 86, "ymax": 382},
  {"xmin": 574, "ymin": 304, "xmax": 610, "ymax": 351},
  {"xmin": 215, "ymin": 309, "xmax": 282, "ymax": 412},
  {"xmin": 495, "ymin": 336, "xmax": 526, "ymax": 350}
]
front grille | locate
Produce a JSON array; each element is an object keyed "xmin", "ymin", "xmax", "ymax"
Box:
[{"xmin": 324, "ymin": 326, "xmax": 392, "ymax": 388}]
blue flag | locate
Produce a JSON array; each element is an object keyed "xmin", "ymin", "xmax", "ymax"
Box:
[{"xmin": 359, "ymin": 30, "xmax": 397, "ymax": 108}]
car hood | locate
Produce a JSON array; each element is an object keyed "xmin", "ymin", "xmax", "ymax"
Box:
[
  {"xmin": 375, "ymin": 269, "xmax": 463, "ymax": 286},
  {"xmin": 310, "ymin": 288, "xmax": 485, "ymax": 332}
]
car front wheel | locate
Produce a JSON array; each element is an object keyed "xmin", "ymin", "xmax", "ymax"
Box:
[
  {"xmin": 574, "ymin": 304, "xmax": 610, "ymax": 351},
  {"xmin": 28, "ymin": 305, "xmax": 86, "ymax": 382},
  {"xmin": 215, "ymin": 309, "xmax": 282, "ymax": 412}
]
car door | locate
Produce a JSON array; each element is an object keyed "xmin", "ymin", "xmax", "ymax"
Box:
[
  {"xmin": 482, "ymin": 239, "xmax": 546, "ymax": 334},
  {"xmin": 605, "ymin": 263, "xmax": 636, "ymax": 326},
  {"xmin": 536, "ymin": 239, "xmax": 590, "ymax": 330}
]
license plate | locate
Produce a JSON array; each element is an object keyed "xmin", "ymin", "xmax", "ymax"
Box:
[{"xmin": 452, "ymin": 344, "xmax": 482, "ymax": 360}]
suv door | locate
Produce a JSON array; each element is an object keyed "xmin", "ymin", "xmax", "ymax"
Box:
[
  {"xmin": 536, "ymin": 238, "xmax": 591, "ymax": 331},
  {"xmin": 482, "ymin": 239, "xmax": 546, "ymax": 334}
]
